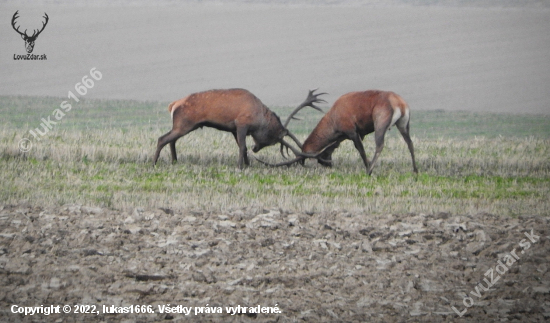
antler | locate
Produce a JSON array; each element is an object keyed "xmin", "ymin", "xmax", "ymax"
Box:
[
  {"xmin": 256, "ymin": 140, "xmax": 336, "ymax": 167},
  {"xmin": 11, "ymin": 11, "xmax": 48, "ymax": 39},
  {"xmin": 254, "ymin": 154, "xmax": 305, "ymax": 168},
  {"xmin": 279, "ymin": 128, "xmax": 308, "ymax": 159},
  {"xmin": 11, "ymin": 11, "xmax": 27, "ymax": 37},
  {"xmin": 278, "ymin": 89, "xmax": 327, "ymax": 159},
  {"xmin": 283, "ymin": 89, "xmax": 327, "ymax": 128},
  {"xmin": 30, "ymin": 13, "xmax": 49, "ymax": 38}
]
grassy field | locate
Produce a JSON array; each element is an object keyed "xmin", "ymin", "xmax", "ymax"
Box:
[{"xmin": 1, "ymin": 95, "xmax": 549, "ymax": 216}]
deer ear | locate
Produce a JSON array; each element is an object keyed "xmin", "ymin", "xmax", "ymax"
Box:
[{"xmin": 21, "ymin": 34, "xmax": 26, "ymax": 40}]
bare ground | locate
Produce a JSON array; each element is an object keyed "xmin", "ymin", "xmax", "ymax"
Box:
[{"xmin": 0, "ymin": 203, "xmax": 549, "ymax": 322}]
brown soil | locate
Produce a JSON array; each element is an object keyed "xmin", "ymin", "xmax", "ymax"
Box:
[{"xmin": 0, "ymin": 204, "xmax": 548, "ymax": 322}]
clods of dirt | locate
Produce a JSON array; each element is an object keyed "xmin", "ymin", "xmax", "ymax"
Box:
[{"xmin": 0, "ymin": 204, "xmax": 548, "ymax": 322}]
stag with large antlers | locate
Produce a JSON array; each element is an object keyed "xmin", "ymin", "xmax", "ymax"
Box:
[
  {"xmin": 11, "ymin": 10, "xmax": 49, "ymax": 53},
  {"xmin": 153, "ymin": 88, "xmax": 324, "ymax": 169},
  {"xmin": 255, "ymin": 90, "xmax": 418, "ymax": 175}
]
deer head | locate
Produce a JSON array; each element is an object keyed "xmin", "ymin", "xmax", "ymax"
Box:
[{"xmin": 12, "ymin": 11, "xmax": 49, "ymax": 53}]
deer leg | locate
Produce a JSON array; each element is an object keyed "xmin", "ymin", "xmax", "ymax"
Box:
[
  {"xmin": 153, "ymin": 126, "xmax": 193, "ymax": 165},
  {"xmin": 348, "ymin": 132, "xmax": 370, "ymax": 171},
  {"xmin": 169, "ymin": 141, "xmax": 177, "ymax": 163},
  {"xmin": 154, "ymin": 130, "xmax": 183, "ymax": 165},
  {"xmin": 232, "ymin": 132, "xmax": 249, "ymax": 166},
  {"xmin": 367, "ymin": 124, "xmax": 390, "ymax": 175},
  {"xmin": 397, "ymin": 121, "xmax": 418, "ymax": 174},
  {"xmin": 236, "ymin": 126, "xmax": 249, "ymax": 169}
]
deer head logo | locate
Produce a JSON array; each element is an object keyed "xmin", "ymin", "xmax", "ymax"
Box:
[{"xmin": 11, "ymin": 11, "xmax": 49, "ymax": 54}]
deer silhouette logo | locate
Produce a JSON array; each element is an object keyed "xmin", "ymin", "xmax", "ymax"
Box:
[{"xmin": 11, "ymin": 11, "xmax": 49, "ymax": 54}]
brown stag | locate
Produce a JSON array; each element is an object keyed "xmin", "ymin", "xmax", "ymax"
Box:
[
  {"xmin": 153, "ymin": 88, "xmax": 324, "ymax": 168},
  {"xmin": 255, "ymin": 90, "xmax": 418, "ymax": 175}
]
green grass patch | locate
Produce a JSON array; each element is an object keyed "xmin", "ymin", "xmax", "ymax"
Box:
[{"xmin": 0, "ymin": 95, "xmax": 549, "ymax": 216}]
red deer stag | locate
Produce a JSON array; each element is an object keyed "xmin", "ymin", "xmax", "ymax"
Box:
[
  {"xmin": 255, "ymin": 90, "xmax": 418, "ymax": 175},
  {"xmin": 153, "ymin": 88, "xmax": 324, "ymax": 168}
]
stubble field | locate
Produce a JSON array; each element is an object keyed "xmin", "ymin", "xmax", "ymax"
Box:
[{"xmin": 0, "ymin": 95, "xmax": 549, "ymax": 322}]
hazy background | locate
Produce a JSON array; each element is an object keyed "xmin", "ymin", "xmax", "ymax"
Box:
[{"xmin": 1, "ymin": 0, "xmax": 550, "ymax": 114}]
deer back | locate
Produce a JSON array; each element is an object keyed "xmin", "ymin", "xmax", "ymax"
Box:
[{"xmin": 169, "ymin": 89, "xmax": 271, "ymax": 130}]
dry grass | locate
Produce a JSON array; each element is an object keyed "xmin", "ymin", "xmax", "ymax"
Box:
[
  {"xmin": 1, "ymin": 125, "xmax": 548, "ymax": 216},
  {"xmin": 1, "ymin": 95, "xmax": 548, "ymax": 216}
]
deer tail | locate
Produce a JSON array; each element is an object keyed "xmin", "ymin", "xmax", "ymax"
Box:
[{"xmin": 168, "ymin": 101, "xmax": 176, "ymax": 113}]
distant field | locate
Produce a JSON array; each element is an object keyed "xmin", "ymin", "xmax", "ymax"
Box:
[
  {"xmin": 2, "ymin": 95, "xmax": 550, "ymax": 138},
  {"xmin": 0, "ymin": 95, "xmax": 549, "ymax": 216}
]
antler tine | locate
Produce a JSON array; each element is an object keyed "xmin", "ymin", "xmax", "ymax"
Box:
[
  {"xmin": 305, "ymin": 88, "xmax": 328, "ymax": 111},
  {"xmin": 283, "ymin": 89, "xmax": 327, "ymax": 128},
  {"xmin": 31, "ymin": 12, "xmax": 49, "ymax": 38},
  {"xmin": 12, "ymin": 10, "xmax": 19, "ymax": 24},
  {"xmin": 279, "ymin": 142, "xmax": 290, "ymax": 159},
  {"xmin": 11, "ymin": 10, "xmax": 26, "ymax": 37},
  {"xmin": 308, "ymin": 88, "xmax": 328, "ymax": 101}
]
